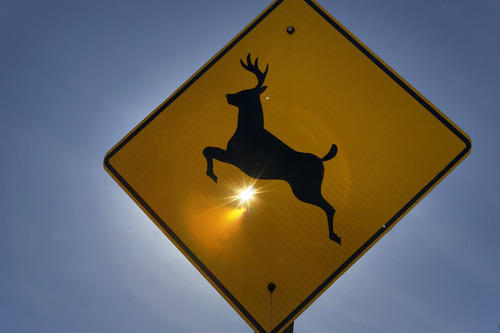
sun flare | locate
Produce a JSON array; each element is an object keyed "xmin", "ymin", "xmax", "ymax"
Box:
[{"xmin": 235, "ymin": 185, "xmax": 257, "ymax": 207}]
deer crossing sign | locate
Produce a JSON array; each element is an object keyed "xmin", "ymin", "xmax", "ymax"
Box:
[{"xmin": 104, "ymin": 1, "xmax": 471, "ymax": 332}]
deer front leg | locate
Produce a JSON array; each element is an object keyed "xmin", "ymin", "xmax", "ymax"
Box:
[{"xmin": 203, "ymin": 147, "xmax": 236, "ymax": 183}]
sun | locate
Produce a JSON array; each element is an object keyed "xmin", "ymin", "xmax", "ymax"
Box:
[{"xmin": 235, "ymin": 185, "xmax": 257, "ymax": 207}]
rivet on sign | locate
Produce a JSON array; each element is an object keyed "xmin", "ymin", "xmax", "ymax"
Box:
[
  {"xmin": 287, "ymin": 26, "xmax": 295, "ymax": 34},
  {"xmin": 267, "ymin": 283, "xmax": 276, "ymax": 293}
]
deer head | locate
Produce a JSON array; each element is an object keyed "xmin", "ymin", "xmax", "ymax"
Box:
[{"xmin": 226, "ymin": 54, "xmax": 268, "ymax": 107}]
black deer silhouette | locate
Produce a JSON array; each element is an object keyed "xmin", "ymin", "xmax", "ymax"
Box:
[{"xmin": 203, "ymin": 54, "xmax": 341, "ymax": 244}]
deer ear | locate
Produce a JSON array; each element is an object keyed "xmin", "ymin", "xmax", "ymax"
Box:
[{"xmin": 259, "ymin": 86, "xmax": 267, "ymax": 94}]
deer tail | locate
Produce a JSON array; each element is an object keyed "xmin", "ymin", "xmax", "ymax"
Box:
[{"xmin": 321, "ymin": 144, "xmax": 338, "ymax": 162}]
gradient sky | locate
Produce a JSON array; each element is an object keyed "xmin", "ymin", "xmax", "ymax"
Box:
[{"xmin": 1, "ymin": 1, "xmax": 499, "ymax": 332}]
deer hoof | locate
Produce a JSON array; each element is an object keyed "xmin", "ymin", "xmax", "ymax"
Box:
[
  {"xmin": 330, "ymin": 233, "xmax": 341, "ymax": 245},
  {"xmin": 206, "ymin": 170, "xmax": 218, "ymax": 183}
]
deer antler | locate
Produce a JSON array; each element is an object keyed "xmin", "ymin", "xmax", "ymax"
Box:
[{"xmin": 240, "ymin": 53, "xmax": 268, "ymax": 89}]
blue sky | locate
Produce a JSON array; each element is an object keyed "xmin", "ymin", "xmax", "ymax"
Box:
[{"xmin": 1, "ymin": 1, "xmax": 499, "ymax": 332}]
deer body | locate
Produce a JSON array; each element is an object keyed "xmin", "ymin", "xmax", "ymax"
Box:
[{"xmin": 203, "ymin": 54, "xmax": 341, "ymax": 244}]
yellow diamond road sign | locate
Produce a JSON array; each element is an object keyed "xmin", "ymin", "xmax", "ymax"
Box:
[{"xmin": 104, "ymin": 0, "xmax": 471, "ymax": 332}]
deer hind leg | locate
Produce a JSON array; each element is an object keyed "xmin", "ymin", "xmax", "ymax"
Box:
[
  {"xmin": 289, "ymin": 182, "xmax": 341, "ymax": 245},
  {"xmin": 203, "ymin": 147, "xmax": 235, "ymax": 183},
  {"xmin": 318, "ymin": 198, "xmax": 341, "ymax": 245}
]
